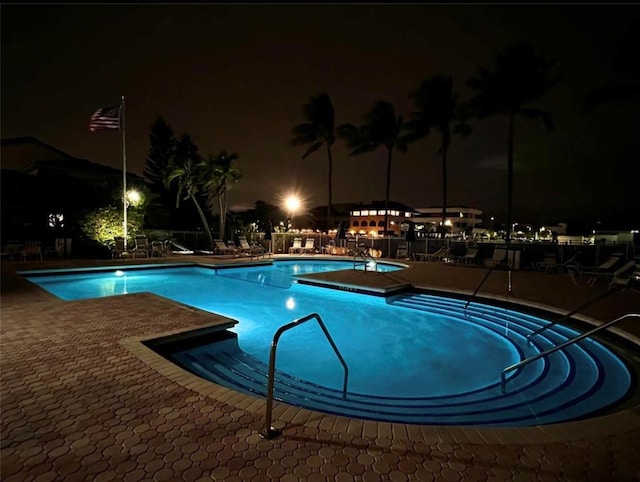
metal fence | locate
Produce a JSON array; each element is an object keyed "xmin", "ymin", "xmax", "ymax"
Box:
[{"xmin": 143, "ymin": 229, "xmax": 638, "ymax": 271}]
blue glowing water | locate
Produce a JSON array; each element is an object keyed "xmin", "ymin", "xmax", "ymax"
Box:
[{"xmin": 26, "ymin": 260, "xmax": 524, "ymax": 397}]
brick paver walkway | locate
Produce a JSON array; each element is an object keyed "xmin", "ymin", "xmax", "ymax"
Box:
[{"xmin": 2, "ymin": 255, "xmax": 639, "ymax": 481}]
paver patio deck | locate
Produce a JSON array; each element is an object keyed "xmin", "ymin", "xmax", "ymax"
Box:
[{"xmin": 2, "ymin": 254, "xmax": 639, "ymax": 481}]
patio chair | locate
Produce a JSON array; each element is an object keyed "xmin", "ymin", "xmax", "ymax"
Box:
[
  {"xmin": 604, "ymin": 260, "xmax": 639, "ymax": 289},
  {"xmin": 536, "ymin": 254, "xmax": 559, "ymax": 273},
  {"xmin": 425, "ymin": 247, "xmax": 452, "ymax": 262},
  {"xmin": 151, "ymin": 240, "xmax": 167, "ymax": 257},
  {"xmin": 20, "ymin": 241, "xmax": 43, "ymax": 262},
  {"xmin": 289, "ymin": 237, "xmax": 303, "ymax": 254},
  {"xmin": 483, "ymin": 246, "xmax": 507, "ymax": 268},
  {"xmin": 238, "ymin": 236, "xmax": 265, "ymax": 257},
  {"xmin": 302, "ymin": 238, "xmax": 316, "ymax": 254},
  {"xmin": 453, "ymin": 247, "xmax": 479, "ymax": 265},
  {"xmin": 577, "ymin": 257, "xmax": 634, "ymax": 287},
  {"xmin": 415, "ymin": 247, "xmax": 444, "ymax": 262},
  {"xmin": 131, "ymin": 235, "xmax": 151, "ymax": 258},
  {"xmin": 214, "ymin": 239, "xmax": 237, "ymax": 255},
  {"xmin": 111, "ymin": 237, "xmax": 126, "ymax": 259},
  {"xmin": 567, "ymin": 252, "xmax": 624, "ymax": 285}
]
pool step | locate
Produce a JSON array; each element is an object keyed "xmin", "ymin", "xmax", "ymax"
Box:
[{"xmin": 170, "ymin": 293, "xmax": 632, "ymax": 427}]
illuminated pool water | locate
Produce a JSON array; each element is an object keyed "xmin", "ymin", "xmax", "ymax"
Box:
[{"xmin": 23, "ymin": 260, "xmax": 634, "ymax": 427}]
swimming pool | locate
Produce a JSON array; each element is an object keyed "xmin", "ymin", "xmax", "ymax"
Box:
[{"xmin": 23, "ymin": 260, "xmax": 635, "ymax": 427}]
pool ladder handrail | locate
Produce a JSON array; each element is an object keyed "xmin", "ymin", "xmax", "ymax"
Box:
[
  {"xmin": 353, "ymin": 245, "xmax": 377, "ymax": 272},
  {"xmin": 260, "ymin": 312, "xmax": 349, "ymax": 440},
  {"xmin": 500, "ymin": 313, "xmax": 640, "ymax": 392},
  {"xmin": 464, "ymin": 266, "xmax": 497, "ymax": 314},
  {"xmin": 525, "ymin": 283, "xmax": 625, "ymax": 343}
]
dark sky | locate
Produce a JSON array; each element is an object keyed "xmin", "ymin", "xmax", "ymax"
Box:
[{"xmin": 2, "ymin": 3, "xmax": 639, "ymax": 223}]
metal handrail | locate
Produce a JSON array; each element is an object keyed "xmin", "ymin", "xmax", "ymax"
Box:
[
  {"xmin": 259, "ymin": 313, "xmax": 349, "ymax": 439},
  {"xmin": 464, "ymin": 267, "xmax": 496, "ymax": 313},
  {"xmin": 501, "ymin": 313, "xmax": 640, "ymax": 392},
  {"xmin": 526, "ymin": 284, "xmax": 625, "ymax": 343},
  {"xmin": 353, "ymin": 246, "xmax": 377, "ymax": 272}
]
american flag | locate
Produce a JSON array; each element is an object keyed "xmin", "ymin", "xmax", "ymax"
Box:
[{"xmin": 89, "ymin": 105, "xmax": 121, "ymax": 131}]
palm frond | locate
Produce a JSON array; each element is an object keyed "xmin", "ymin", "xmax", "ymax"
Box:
[
  {"xmin": 290, "ymin": 123, "xmax": 317, "ymax": 145},
  {"xmin": 349, "ymin": 142, "xmax": 379, "ymax": 156},
  {"xmin": 301, "ymin": 141, "xmax": 323, "ymax": 159}
]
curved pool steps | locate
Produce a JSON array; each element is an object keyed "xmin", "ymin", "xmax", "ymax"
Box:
[{"xmin": 171, "ymin": 293, "xmax": 632, "ymax": 427}]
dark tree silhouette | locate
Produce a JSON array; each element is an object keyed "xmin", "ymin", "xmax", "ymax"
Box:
[
  {"xmin": 405, "ymin": 75, "xmax": 471, "ymax": 238},
  {"xmin": 202, "ymin": 151, "xmax": 241, "ymax": 240},
  {"xmin": 338, "ymin": 100, "xmax": 407, "ymax": 235},
  {"xmin": 167, "ymin": 134, "xmax": 215, "ymax": 249},
  {"xmin": 291, "ymin": 93, "xmax": 337, "ymax": 230},
  {"xmin": 466, "ymin": 43, "xmax": 562, "ymax": 242},
  {"xmin": 144, "ymin": 117, "xmax": 178, "ymax": 228},
  {"xmin": 144, "ymin": 116, "xmax": 176, "ymax": 188}
]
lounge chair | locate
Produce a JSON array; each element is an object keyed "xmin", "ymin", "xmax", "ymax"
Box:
[
  {"xmin": 536, "ymin": 254, "xmax": 559, "ymax": 273},
  {"xmin": 426, "ymin": 247, "xmax": 452, "ymax": 262},
  {"xmin": 289, "ymin": 237, "xmax": 303, "ymax": 254},
  {"xmin": 606, "ymin": 261, "xmax": 639, "ymax": 289},
  {"xmin": 580, "ymin": 257, "xmax": 634, "ymax": 287},
  {"xmin": 415, "ymin": 247, "xmax": 446, "ymax": 262},
  {"xmin": 238, "ymin": 236, "xmax": 265, "ymax": 257},
  {"xmin": 302, "ymin": 238, "xmax": 315, "ymax": 254},
  {"xmin": 567, "ymin": 252, "xmax": 624, "ymax": 285},
  {"xmin": 214, "ymin": 239, "xmax": 237, "ymax": 255},
  {"xmin": 453, "ymin": 247, "xmax": 479, "ymax": 265},
  {"xmin": 483, "ymin": 246, "xmax": 507, "ymax": 268}
]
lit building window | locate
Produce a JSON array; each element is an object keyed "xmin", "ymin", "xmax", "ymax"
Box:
[
  {"xmin": 405, "ymin": 212, "xmax": 411, "ymax": 217},
  {"xmin": 378, "ymin": 210, "xmax": 385, "ymax": 215},
  {"xmin": 353, "ymin": 211, "xmax": 361, "ymax": 216},
  {"xmin": 361, "ymin": 210, "xmax": 369, "ymax": 216}
]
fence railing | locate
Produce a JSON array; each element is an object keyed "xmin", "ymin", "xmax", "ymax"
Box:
[{"xmin": 142, "ymin": 229, "xmax": 637, "ymax": 270}]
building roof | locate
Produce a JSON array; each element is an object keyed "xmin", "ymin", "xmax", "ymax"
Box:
[{"xmin": 1, "ymin": 136, "xmax": 141, "ymax": 181}]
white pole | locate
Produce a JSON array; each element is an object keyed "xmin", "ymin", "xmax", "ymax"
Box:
[{"xmin": 121, "ymin": 96, "xmax": 127, "ymax": 252}]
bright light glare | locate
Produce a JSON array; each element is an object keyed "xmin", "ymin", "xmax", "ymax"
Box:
[
  {"xmin": 286, "ymin": 297, "xmax": 296, "ymax": 310},
  {"xmin": 115, "ymin": 270, "xmax": 124, "ymax": 277},
  {"xmin": 127, "ymin": 190, "xmax": 141, "ymax": 206},
  {"xmin": 284, "ymin": 195, "xmax": 301, "ymax": 213}
]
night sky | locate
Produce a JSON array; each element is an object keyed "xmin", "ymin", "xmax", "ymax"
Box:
[{"xmin": 2, "ymin": 4, "xmax": 639, "ymax": 224}]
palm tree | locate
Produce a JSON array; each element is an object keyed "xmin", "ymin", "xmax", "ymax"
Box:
[
  {"xmin": 405, "ymin": 75, "xmax": 471, "ymax": 238},
  {"xmin": 144, "ymin": 116, "xmax": 178, "ymax": 228},
  {"xmin": 291, "ymin": 93, "xmax": 336, "ymax": 229},
  {"xmin": 167, "ymin": 134, "xmax": 215, "ymax": 250},
  {"xmin": 585, "ymin": 18, "xmax": 640, "ymax": 110},
  {"xmin": 202, "ymin": 151, "xmax": 242, "ymax": 240},
  {"xmin": 338, "ymin": 100, "xmax": 407, "ymax": 235},
  {"xmin": 466, "ymin": 43, "xmax": 562, "ymax": 242}
]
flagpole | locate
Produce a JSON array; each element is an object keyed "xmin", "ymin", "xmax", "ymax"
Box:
[{"xmin": 121, "ymin": 96, "xmax": 128, "ymax": 252}]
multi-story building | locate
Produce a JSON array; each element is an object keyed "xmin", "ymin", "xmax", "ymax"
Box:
[
  {"xmin": 348, "ymin": 201, "xmax": 419, "ymax": 236},
  {"xmin": 413, "ymin": 206, "xmax": 483, "ymax": 234}
]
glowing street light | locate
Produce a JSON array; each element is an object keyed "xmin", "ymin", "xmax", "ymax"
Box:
[
  {"xmin": 284, "ymin": 194, "xmax": 302, "ymax": 231},
  {"xmin": 126, "ymin": 189, "xmax": 141, "ymax": 207},
  {"xmin": 284, "ymin": 194, "xmax": 301, "ymax": 213}
]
